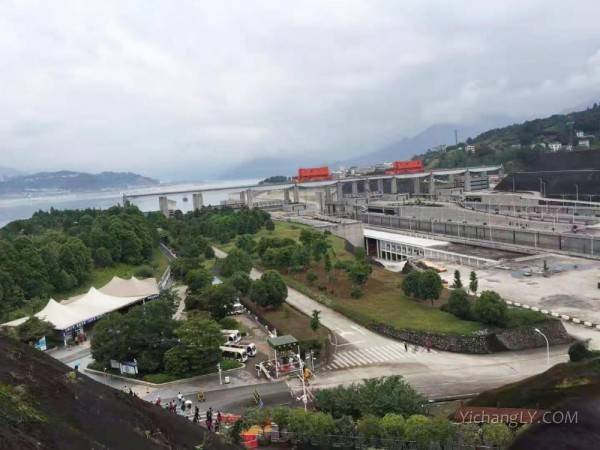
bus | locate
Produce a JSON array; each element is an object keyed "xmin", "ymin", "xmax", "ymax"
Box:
[
  {"xmin": 229, "ymin": 342, "xmax": 257, "ymax": 357},
  {"xmin": 220, "ymin": 346, "xmax": 248, "ymax": 363},
  {"xmin": 221, "ymin": 329, "xmax": 241, "ymax": 343}
]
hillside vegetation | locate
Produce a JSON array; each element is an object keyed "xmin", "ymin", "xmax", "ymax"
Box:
[
  {"xmin": 417, "ymin": 103, "xmax": 600, "ymax": 172},
  {"xmin": 0, "ymin": 170, "xmax": 158, "ymax": 195}
]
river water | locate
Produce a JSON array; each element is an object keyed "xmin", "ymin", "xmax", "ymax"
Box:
[{"xmin": 0, "ymin": 178, "xmax": 259, "ymax": 227}]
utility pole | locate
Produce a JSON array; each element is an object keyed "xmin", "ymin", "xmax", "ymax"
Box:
[{"xmin": 454, "ymin": 129, "xmax": 458, "ymax": 146}]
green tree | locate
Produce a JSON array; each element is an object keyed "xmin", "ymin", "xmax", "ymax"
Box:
[
  {"xmin": 381, "ymin": 413, "xmax": 405, "ymax": 443},
  {"xmin": 452, "ymin": 269, "xmax": 463, "ymax": 289},
  {"xmin": 446, "ymin": 288, "xmax": 471, "ymax": 320},
  {"xmin": 469, "ymin": 270, "xmax": 478, "ymax": 294},
  {"xmin": 306, "ymin": 270, "xmax": 318, "ymax": 284},
  {"xmin": 308, "ymin": 411, "xmax": 335, "ymax": 448},
  {"xmin": 404, "ymin": 415, "xmax": 432, "ymax": 450},
  {"xmin": 357, "ymin": 414, "xmax": 381, "ymax": 445},
  {"xmin": 482, "ymin": 423, "xmax": 512, "ymax": 448},
  {"xmin": 473, "ymin": 290, "xmax": 507, "ymax": 326},
  {"xmin": 259, "ymin": 270, "xmax": 288, "ymax": 309},
  {"xmin": 402, "ymin": 271, "xmax": 421, "ymax": 298},
  {"xmin": 221, "ymin": 248, "xmax": 253, "ymax": 276},
  {"xmin": 185, "ymin": 267, "xmax": 213, "ymax": 293},
  {"xmin": 419, "ymin": 271, "xmax": 443, "ymax": 305},
  {"xmin": 265, "ymin": 220, "xmax": 275, "ymax": 231},
  {"xmin": 230, "ymin": 271, "xmax": 252, "ymax": 295},
  {"xmin": 203, "ymin": 283, "xmax": 237, "ymax": 320},
  {"xmin": 15, "ymin": 317, "xmax": 54, "ymax": 344},
  {"xmin": 310, "ymin": 310, "xmax": 321, "ymax": 332},
  {"xmin": 176, "ymin": 314, "xmax": 223, "ymax": 349},
  {"xmin": 93, "ymin": 247, "xmax": 113, "ymax": 267},
  {"xmin": 249, "ymin": 279, "xmax": 268, "ymax": 306},
  {"xmin": 347, "ymin": 261, "xmax": 372, "ymax": 286}
]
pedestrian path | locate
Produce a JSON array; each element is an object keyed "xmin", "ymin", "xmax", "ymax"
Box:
[{"xmin": 322, "ymin": 343, "xmax": 438, "ymax": 371}]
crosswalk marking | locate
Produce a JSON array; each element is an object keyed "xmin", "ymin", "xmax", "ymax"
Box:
[{"xmin": 324, "ymin": 342, "xmax": 440, "ymax": 371}]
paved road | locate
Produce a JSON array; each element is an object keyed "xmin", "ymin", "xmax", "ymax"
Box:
[{"xmin": 213, "ymin": 246, "xmax": 570, "ymax": 399}]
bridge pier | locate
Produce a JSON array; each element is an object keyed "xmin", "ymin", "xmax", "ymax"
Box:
[
  {"xmin": 464, "ymin": 170, "xmax": 472, "ymax": 192},
  {"xmin": 240, "ymin": 191, "xmax": 246, "ymax": 204},
  {"xmin": 352, "ymin": 181, "xmax": 358, "ymax": 196},
  {"xmin": 336, "ymin": 181, "xmax": 344, "ymax": 200},
  {"xmin": 413, "ymin": 178, "xmax": 421, "ymax": 195},
  {"xmin": 245, "ymin": 189, "xmax": 254, "ymax": 207},
  {"xmin": 293, "ymin": 185, "xmax": 300, "ymax": 203},
  {"xmin": 391, "ymin": 177, "xmax": 398, "ymax": 194},
  {"xmin": 428, "ymin": 173, "xmax": 436, "ymax": 197},
  {"xmin": 284, "ymin": 188, "xmax": 291, "ymax": 204},
  {"xmin": 364, "ymin": 179, "xmax": 370, "ymax": 195},
  {"xmin": 377, "ymin": 179, "xmax": 384, "ymax": 193},
  {"xmin": 192, "ymin": 193, "xmax": 204, "ymax": 210}
]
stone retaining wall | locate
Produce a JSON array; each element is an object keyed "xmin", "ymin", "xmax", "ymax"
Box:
[{"xmin": 369, "ymin": 319, "xmax": 571, "ymax": 354}]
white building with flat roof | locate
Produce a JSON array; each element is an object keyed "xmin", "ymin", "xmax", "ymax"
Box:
[{"xmin": 363, "ymin": 227, "xmax": 495, "ymax": 267}]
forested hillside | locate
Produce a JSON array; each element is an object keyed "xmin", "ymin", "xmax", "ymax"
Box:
[
  {"xmin": 416, "ymin": 103, "xmax": 600, "ymax": 172},
  {"xmin": 0, "ymin": 206, "xmax": 158, "ymax": 320},
  {"xmin": 0, "ymin": 171, "xmax": 158, "ymax": 195}
]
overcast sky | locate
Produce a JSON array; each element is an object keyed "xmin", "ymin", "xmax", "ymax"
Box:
[{"xmin": 2, "ymin": 0, "xmax": 600, "ymax": 180}]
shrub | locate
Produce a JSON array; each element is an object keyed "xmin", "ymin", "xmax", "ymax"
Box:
[
  {"xmin": 307, "ymin": 270, "xmax": 318, "ymax": 284},
  {"xmin": 482, "ymin": 423, "xmax": 512, "ymax": 448},
  {"xmin": 133, "ymin": 265, "xmax": 154, "ymax": 278},
  {"xmin": 504, "ymin": 308, "xmax": 548, "ymax": 328},
  {"xmin": 472, "ymin": 290, "xmax": 507, "ymax": 326},
  {"xmin": 350, "ymin": 286, "xmax": 363, "ymax": 299},
  {"xmin": 446, "ymin": 289, "xmax": 471, "ymax": 320},
  {"xmin": 568, "ymin": 340, "xmax": 596, "ymax": 362}
]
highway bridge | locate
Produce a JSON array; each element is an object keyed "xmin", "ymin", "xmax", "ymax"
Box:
[{"xmin": 122, "ymin": 165, "xmax": 503, "ymax": 205}]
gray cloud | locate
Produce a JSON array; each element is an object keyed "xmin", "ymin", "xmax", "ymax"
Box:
[{"xmin": 1, "ymin": 0, "xmax": 600, "ymax": 180}]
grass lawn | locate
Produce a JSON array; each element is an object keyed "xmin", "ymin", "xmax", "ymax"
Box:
[
  {"xmin": 56, "ymin": 248, "xmax": 169, "ymax": 300},
  {"xmin": 217, "ymin": 220, "xmax": 482, "ymax": 335},
  {"xmin": 285, "ymin": 264, "xmax": 482, "ymax": 335},
  {"xmin": 258, "ymin": 302, "xmax": 329, "ymax": 343},
  {"xmin": 221, "ymin": 221, "xmax": 482, "ymax": 336}
]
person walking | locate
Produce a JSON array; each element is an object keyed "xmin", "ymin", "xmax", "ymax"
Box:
[
  {"xmin": 177, "ymin": 392, "xmax": 183, "ymax": 404},
  {"xmin": 404, "ymin": 342, "xmax": 408, "ymax": 352},
  {"xmin": 193, "ymin": 406, "xmax": 199, "ymax": 423}
]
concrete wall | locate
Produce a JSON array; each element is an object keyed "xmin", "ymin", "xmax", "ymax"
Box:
[{"xmin": 360, "ymin": 212, "xmax": 600, "ymax": 259}]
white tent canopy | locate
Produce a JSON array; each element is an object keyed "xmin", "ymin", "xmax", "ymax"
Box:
[
  {"xmin": 99, "ymin": 276, "xmax": 159, "ymax": 298},
  {"xmin": 2, "ymin": 277, "xmax": 159, "ymax": 332}
]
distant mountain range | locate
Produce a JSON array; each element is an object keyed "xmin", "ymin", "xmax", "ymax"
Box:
[
  {"xmin": 0, "ymin": 171, "xmax": 159, "ymax": 196},
  {"xmin": 0, "ymin": 165, "xmax": 24, "ymax": 181},
  {"xmin": 334, "ymin": 115, "xmax": 515, "ymax": 168},
  {"xmin": 219, "ymin": 116, "xmax": 515, "ymax": 179}
]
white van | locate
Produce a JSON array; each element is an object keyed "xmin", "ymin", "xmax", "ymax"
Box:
[
  {"xmin": 230, "ymin": 302, "xmax": 245, "ymax": 315},
  {"xmin": 220, "ymin": 329, "xmax": 241, "ymax": 343},
  {"xmin": 220, "ymin": 345, "xmax": 248, "ymax": 363},
  {"xmin": 229, "ymin": 342, "xmax": 257, "ymax": 357}
]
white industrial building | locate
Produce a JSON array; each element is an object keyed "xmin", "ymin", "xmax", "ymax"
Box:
[{"xmin": 364, "ymin": 228, "xmax": 495, "ymax": 267}]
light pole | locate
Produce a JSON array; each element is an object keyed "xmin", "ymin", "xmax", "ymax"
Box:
[
  {"xmin": 534, "ymin": 328, "xmax": 550, "ymax": 367},
  {"xmin": 297, "ymin": 353, "xmax": 308, "ymax": 411},
  {"xmin": 217, "ymin": 363, "xmax": 222, "ymax": 385}
]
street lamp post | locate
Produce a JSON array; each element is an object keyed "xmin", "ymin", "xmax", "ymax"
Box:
[
  {"xmin": 217, "ymin": 363, "xmax": 222, "ymax": 385},
  {"xmin": 534, "ymin": 328, "xmax": 550, "ymax": 367},
  {"xmin": 297, "ymin": 353, "xmax": 308, "ymax": 411}
]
